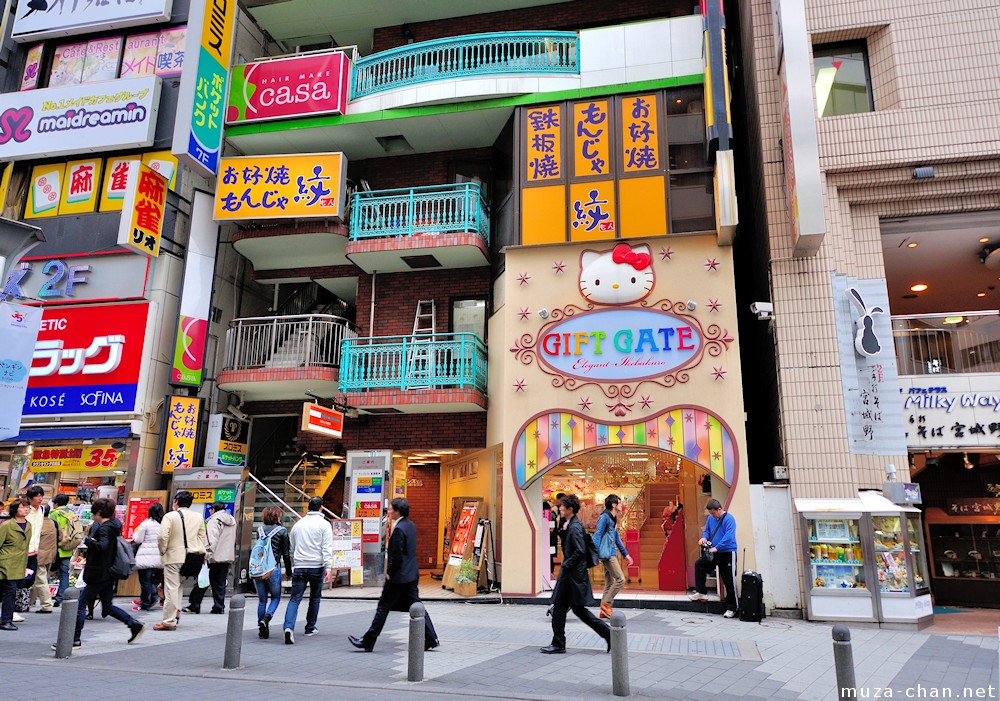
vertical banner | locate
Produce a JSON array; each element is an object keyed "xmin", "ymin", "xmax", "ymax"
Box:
[
  {"xmin": 161, "ymin": 395, "xmax": 201, "ymax": 473},
  {"xmin": 0, "ymin": 302, "xmax": 42, "ymax": 440},
  {"xmin": 116, "ymin": 162, "xmax": 168, "ymax": 257},
  {"xmin": 171, "ymin": 191, "xmax": 217, "ymax": 386},
  {"xmin": 172, "ymin": 0, "xmax": 237, "ymax": 178}
]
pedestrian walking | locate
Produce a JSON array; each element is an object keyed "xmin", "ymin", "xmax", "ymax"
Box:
[
  {"xmin": 282, "ymin": 497, "xmax": 333, "ymax": 644},
  {"xmin": 15, "ymin": 486, "xmax": 46, "ymax": 619},
  {"xmin": 254, "ymin": 506, "xmax": 291, "ymax": 640},
  {"xmin": 184, "ymin": 502, "xmax": 236, "ymax": 614},
  {"xmin": 131, "ymin": 503, "xmax": 164, "ymax": 611},
  {"xmin": 592, "ymin": 494, "xmax": 633, "ymax": 619},
  {"xmin": 154, "ymin": 491, "xmax": 206, "ymax": 631},
  {"xmin": 0, "ymin": 499, "xmax": 31, "ymax": 631},
  {"xmin": 30, "ymin": 505, "xmax": 57, "ymax": 614},
  {"xmin": 55, "ymin": 497, "xmax": 144, "ymax": 650},
  {"xmin": 541, "ymin": 494, "xmax": 610, "ymax": 655},
  {"xmin": 50, "ymin": 494, "xmax": 84, "ymax": 607},
  {"xmin": 688, "ymin": 498, "xmax": 738, "ymax": 618},
  {"xmin": 349, "ymin": 498, "xmax": 439, "ymax": 653}
]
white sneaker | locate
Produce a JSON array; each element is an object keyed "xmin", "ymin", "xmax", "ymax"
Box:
[
  {"xmin": 723, "ymin": 609, "xmax": 737, "ymax": 618},
  {"xmin": 12, "ymin": 614, "xmax": 25, "ymax": 623},
  {"xmin": 687, "ymin": 592, "xmax": 708, "ymax": 602}
]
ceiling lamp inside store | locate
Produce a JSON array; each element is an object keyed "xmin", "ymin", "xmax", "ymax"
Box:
[{"xmin": 909, "ymin": 283, "xmax": 928, "ymax": 292}]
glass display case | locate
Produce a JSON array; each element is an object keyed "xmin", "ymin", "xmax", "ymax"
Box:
[{"xmin": 806, "ymin": 517, "xmax": 866, "ymax": 591}]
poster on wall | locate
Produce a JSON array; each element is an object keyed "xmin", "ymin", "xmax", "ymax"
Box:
[
  {"xmin": 81, "ymin": 37, "xmax": 123, "ymax": 84},
  {"xmin": 123, "ymin": 496, "xmax": 162, "ymax": 540},
  {"xmin": 0, "ymin": 302, "xmax": 43, "ymax": 440},
  {"xmin": 20, "ymin": 43, "xmax": 44, "ymax": 91},
  {"xmin": 331, "ymin": 519, "xmax": 364, "ymax": 585}
]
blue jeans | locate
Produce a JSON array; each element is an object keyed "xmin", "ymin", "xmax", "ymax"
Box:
[
  {"xmin": 254, "ymin": 568, "xmax": 282, "ymax": 623},
  {"xmin": 75, "ymin": 581, "xmax": 136, "ymax": 642},
  {"xmin": 137, "ymin": 568, "xmax": 161, "ymax": 609},
  {"xmin": 54, "ymin": 557, "xmax": 70, "ymax": 605},
  {"xmin": 282, "ymin": 566, "xmax": 323, "ymax": 633}
]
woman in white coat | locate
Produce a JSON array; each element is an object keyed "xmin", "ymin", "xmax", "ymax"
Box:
[{"xmin": 131, "ymin": 503, "xmax": 164, "ymax": 611}]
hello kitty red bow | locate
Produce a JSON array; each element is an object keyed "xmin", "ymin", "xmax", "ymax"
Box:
[{"xmin": 612, "ymin": 244, "xmax": 651, "ymax": 270}]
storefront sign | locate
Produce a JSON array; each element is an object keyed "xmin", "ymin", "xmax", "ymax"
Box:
[
  {"xmin": 214, "ymin": 153, "xmax": 348, "ymax": 221},
  {"xmin": 60, "ymin": 159, "xmax": 102, "ymax": 214},
  {"xmin": 537, "ymin": 308, "xmax": 701, "ymax": 382},
  {"xmin": 171, "ymin": 191, "xmax": 216, "ymax": 386},
  {"xmin": 947, "ymin": 498, "xmax": 1000, "ymax": 516},
  {"xmin": 123, "ymin": 496, "xmax": 161, "ymax": 540},
  {"xmin": 621, "ymin": 94, "xmax": 660, "ymax": 172},
  {"xmin": 11, "ymin": 0, "xmax": 172, "ymax": 42},
  {"xmin": 226, "ymin": 51, "xmax": 350, "ymax": 124},
  {"xmin": 5, "ymin": 252, "xmax": 149, "ymax": 306},
  {"xmin": 0, "ymin": 75, "xmax": 161, "ymax": 162},
  {"xmin": 900, "ymin": 375, "xmax": 1000, "ymax": 449},
  {"xmin": 0, "ymin": 302, "xmax": 43, "ymax": 440},
  {"xmin": 116, "ymin": 161, "xmax": 168, "ymax": 257},
  {"xmin": 573, "ymin": 100, "xmax": 609, "ymax": 177},
  {"xmin": 162, "ymin": 395, "xmax": 200, "ymax": 473},
  {"xmin": 28, "ymin": 445, "xmax": 121, "ymax": 471},
  {"xmin": 189, "ymin": 488, "xmax": 216, "ymax": 503},
  {"xmin": 348, "ymin": 450, "xmax": 390, "ymax": 544},
  {"xmin": 301, "ymin": 402, "xmax": 344, "ymax": 439},
  {"xmin": 203, "ymin": 413, "xmax": 248, "ymax": 468},
  {"xmin": 448, "ymin": 500, "xmax": 480, "ymax": 565},
  {"xmin": 24, "ymin": 301, "xmax": 153, "ymax": 417},
  {"xmin": 25, "ymin": 163, "xmax": 65, "ymax": 218},
  {"xmin": 172, "ymin": 0, "xmax": 237, "ymax": 177},
  {"xmin": 525, "ymin": 105, "xmax": 562, "ymax": 181}
]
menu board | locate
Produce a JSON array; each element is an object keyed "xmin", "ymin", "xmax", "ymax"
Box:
[
  {"xmin": 447, "ymin": 500, "xmax": 481, "ymax": 566},
  {"xmin": 123, "ymin": 496, "xmax": 162, "ymax": 540},
  {"xmin": 331, "ymin": 519, "xmax": 364, "ymax": 584}
]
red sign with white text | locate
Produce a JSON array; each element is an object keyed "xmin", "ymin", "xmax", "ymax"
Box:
[
  {"xmin": 226, "ymin": 52, "xmax": 350, "ymax": 124},
  {"xmin": 24, "ymin": 302, "xmax": 151, "ymax": 416},
  {"xmin": 301, "ymin": 403, "xmax": 344, "ymax": 438}
]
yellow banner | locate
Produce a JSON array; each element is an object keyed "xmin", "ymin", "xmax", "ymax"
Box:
[
  {"xmin": 60, "ymin": 159, "xmax": 102, "ymax": 215},
  {"xmin": 199, "ymin": 0, "xmax": 235, "ymax": 69},
  {"xmin": 569, "ymin": 181, "xmax": 616, "ymax": 240},
  {"xmin": 189, "ymin": 488, "xmax": 215, "ymax": 503},
  {"xmin": 26, "ymin": 163, "xmax": 65, "ymax": 219},
  {"xmin": 117, "ymin": 162, "xmax": 168, "ymax": 258},
  {"xmin": 573, "ymin": 100, "xmax": 610, "ymax": 177},
  {"xmin": 214, "ymin": 153, "xmax": 348, "ymax": 221},
  {"xmin": 525, "ymin": 105, "xmax": 562, "ymax": 182},
  {"xmin": 162, "ymin": 395, "xmax": 201, "ymax": 473},
  {"xmin": 621, "ymin": 94, "xmax": 661, "ymax": 172},
  {"xmin": 29, "ymin": 445, "xmax": 122, "ymax": 471},
  {"xmin": 100, "ymin": 157, "xmax": 139, "ymax": 212}
]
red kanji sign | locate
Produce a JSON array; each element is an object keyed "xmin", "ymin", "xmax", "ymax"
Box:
[{"xmin": 116, "ymin": 162, "xmax": 167, "ymax": 258}]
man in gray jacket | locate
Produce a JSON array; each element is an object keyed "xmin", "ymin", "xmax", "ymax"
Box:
[{"xmin": 184, "ymin": 503, "xmax": 236, "ymax": 614}]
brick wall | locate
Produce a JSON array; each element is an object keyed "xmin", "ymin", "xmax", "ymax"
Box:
[
  {"xmin": 353, "ymin": 148, "xmax": 492, "ymax": 192},
  {"xmin": 404, "ymin": 464, "xmax": 442, "ymax": 569},
  {"xmin": 372, "ymin": 0, "xmax": 687, "ymax": 53}
]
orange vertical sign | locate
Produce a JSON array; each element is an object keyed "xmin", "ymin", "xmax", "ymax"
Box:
[
  {"xmin": 621, "ymin": 94, "xmax": 661, "ymax": 172},
  {"xmin": 116, "ymin": 162, "xmax": 168, "ymax": 258},
  {"xmin": 525, "ymin": 105, "xmax": 562, "ymax": 182},
  {"xmin": 573, "ymin": 99, "xmax": 610, "ymax": 177}
]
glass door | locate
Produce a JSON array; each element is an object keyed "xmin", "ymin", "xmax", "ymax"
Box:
[
  {"xmin": 905, "ymin": 515, "xmax": 928, "ymax": 591},
  {"xmin": 872, "ymin": 515, "xmax": 909, "ymax": 593}
]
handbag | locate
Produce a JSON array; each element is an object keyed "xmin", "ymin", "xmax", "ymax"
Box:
[
  {"xmin": 178, "ymin": 511, "xmax": 205, "ymax": 577},
  {"xmin": 700, "ymin": 513, "xmax": 729, "ymax": 564}
]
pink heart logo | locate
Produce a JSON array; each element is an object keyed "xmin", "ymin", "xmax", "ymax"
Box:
[{"xmin": 0, "ymin": 106, "xmax": 33, "ymax": 145}]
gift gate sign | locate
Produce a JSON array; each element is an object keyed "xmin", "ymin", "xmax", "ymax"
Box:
[
  {"xmin": 214, "ymin": 153, "xmax": 348, "ymax": 220},
  {"xmin": 11, "ymin": 0, "xmax": 172, "ymax": 42},
  {"xmin": 226, "ymin": 51, "xmax": 350, "ymax": 124},
  {"xmin": 537, "ymin": 308, "xmax": 701, "ymax": 382},
  {"xmin": 24, "ymin": 302, "xmax": 152, "ymax": 416},
  {"xmin": 0, "ymin": 76, "xmax": 161, "ymax": 162}
]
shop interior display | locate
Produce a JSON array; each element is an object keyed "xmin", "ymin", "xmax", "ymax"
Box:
[
  {"xmin": 807, "ymin": 518, "xmax": 866, "ymax": 590},
  {"xmin": 929, "ymin": 523, "xmax": 1000, "ymax": 580}
]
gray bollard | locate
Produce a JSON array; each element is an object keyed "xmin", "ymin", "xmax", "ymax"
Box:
[
  {"xmin": 408, "ymin": 602, "xmax": 426, "ymax": 682},
  {"xmin": 223, "ymin": 594, "xmax": 246, "ymax": 670},
  {"xmin": 832, "ymin": 625, "xmax": 857, "ymax": 700},
  {"xmin": 54, "ymin": 586, "xmax": 80, "ymax": 659},
  {"xmin": 610, "ymin": 610, "xmax": 630, "ymax": 697}
]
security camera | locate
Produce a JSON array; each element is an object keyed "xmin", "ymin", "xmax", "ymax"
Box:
[
  {"xmin": 538, "ymin": 308, "xmax": 549, "ymax": 319},
  {"xmin": 227, "ymin": 405, "xmax": 249, "ymax": 422},
  {"xmin": 750, "ymin": 302, "xmax": 773, "ymax": 320},
  {"xmin": 885, "ymin": 463, "xmax": 897, "ymax": 482}
]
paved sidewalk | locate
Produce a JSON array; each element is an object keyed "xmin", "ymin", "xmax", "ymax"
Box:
[{"xmin": 2, "ymin": 598, "xmax": 998, "ymax": 701}]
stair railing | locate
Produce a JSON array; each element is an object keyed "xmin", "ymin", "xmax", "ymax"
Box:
[
  {"xmin": 283, "ymin": 480, "xmax": 343, "ymax": 521},
  {"xmin": 247, "ymin": 472, "xmax": 301, "ymax": 521},
  {"xmin": 619, "ymin": 487, "xmax": 649, "ymax": 533}
]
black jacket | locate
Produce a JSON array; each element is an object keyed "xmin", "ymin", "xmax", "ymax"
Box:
[
  {"xmin": 552, "ymin": 516, "xmax": 595, "ymax": 607},
  {"xmin": 386, "ymin": 518, "xmax": 420, "ymax": 584},
  {"xmin": 82, "ymin": 517, "xmax": 122, "ymax": 585},
  {"xmin": 261, "ymin": 524, "xmax": 292, "ymax": 576}
]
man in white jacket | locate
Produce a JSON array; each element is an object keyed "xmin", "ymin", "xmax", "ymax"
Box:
[
  {"xmin": 282, "ymin": 497, "xmax": 333, "ymax": 644},
  {"xmin": 184, "ymin": 502, "xmax": 237, "ymax": 614}
]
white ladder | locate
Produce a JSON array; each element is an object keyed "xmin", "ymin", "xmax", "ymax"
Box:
[
  {"xmin": 406, "ymin": 300, "xmax": 436, "ymax": 389},
  {"xmin": 412, "ymin": 300, "xmax": 436, "ymax": 335}
]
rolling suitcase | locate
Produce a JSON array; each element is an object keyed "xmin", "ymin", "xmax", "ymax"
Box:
[{"xmin": 738, "ymin": 571, "xmax": 765, "ymax": 622}]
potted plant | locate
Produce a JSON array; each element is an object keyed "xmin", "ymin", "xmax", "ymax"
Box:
[{"xmin": 454, "ymin": 558, "xmax": 478, "ymax": 597}]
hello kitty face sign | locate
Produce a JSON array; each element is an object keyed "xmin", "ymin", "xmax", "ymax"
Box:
[{"xmin": 579, "ymin": 243, "xmax": 653, "ymax": 305}]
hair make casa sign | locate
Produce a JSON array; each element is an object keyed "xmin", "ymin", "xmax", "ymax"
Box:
[{"xmin": 226, "ymin": 51, "xmax": 350, "ymax": 124}]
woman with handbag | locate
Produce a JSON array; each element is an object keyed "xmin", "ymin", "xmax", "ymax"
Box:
[
  {"xmin": 154, "ymin": 491, "xmax": 206, "ymax": 631},
  {"xmin": 688, "ymin": 498, "xmax": 738, "ymax": 618},
  {"xmin": 592, "ymin": 495, "xmax": 633, "ymax": 619},
  {"xmin": 0, "ymin": 499, "xmax": 32, "ymax": 631},
  {"xmin": 131, "ymin": 503, "xmax": 164, "ymax": 611}
]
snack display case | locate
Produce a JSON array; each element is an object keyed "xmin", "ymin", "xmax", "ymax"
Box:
[{"xmin": 796, "ymin": 492, "xmax": 932, "ymax": 626}]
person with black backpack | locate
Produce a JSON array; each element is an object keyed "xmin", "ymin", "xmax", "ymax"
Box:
[
  {"xmin": 688, "ymin": 498, "xmax": 738, "ymax": 619},
  {"xmin": 54, "ymin": 498, "xmax": 144, "ymax": 651}
]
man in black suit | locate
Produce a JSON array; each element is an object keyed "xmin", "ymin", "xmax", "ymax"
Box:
[{"xmin": 349, "ymin": 498, "xmax": 439, "ymax": 652}]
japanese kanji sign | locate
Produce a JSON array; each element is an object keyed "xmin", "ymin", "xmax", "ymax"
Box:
[
  {"xmin": 214, "ymin": 153, "xmax": 348, "ymax": 221},
  {"xmin": 621, "ymin": 94, "xmax": 660, "ymax": 172},
  {"xmin": 162, "ymin": 395, "xmax": 200, "ymax": 474},
  {"xmin": 573, "ymin": 100, "xmax": 609, "ymax": 177},
  {"xmin": 11, "ymin": 0, "xmax": 171, "ymax": 43},
  {"xmin": 101, "ymin": 157, "xmax": 140, "ymax": 212},
  {"xmin": 28, "ymin": 445, "xmax": 122, "ymax": 471},
  {"xmin": 117, "ymin": 162, "xmax": 168, "ymax": 258},
  {"xmin": 60, "ymin": 159, "xmax": 102, "ymax": 214},
  {"xmin": 569, "ymin": 181, "xmax": 616, "ymax": 238},
  {"xmin": 172, "ymin": 0, "xmax": 237, "ymax": 177},
  {"xmin": 525, "ymin": 105, "xmax": 562, "ymax": 182},
  {"xmin": 900, "ymin": 376, "xmax": 1000, "ymax": 450}
]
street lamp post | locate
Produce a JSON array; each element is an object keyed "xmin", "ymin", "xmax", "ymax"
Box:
[{"xmin": 0, "ymin": 217, "xmax": 45, "ymax": 296}]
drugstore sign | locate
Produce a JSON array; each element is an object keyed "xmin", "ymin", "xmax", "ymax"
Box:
[
  {"xmin": 0, "ymin": 76, "xmax": 161, "ymax": 162},
  {"xmin": 537, "ymin": 308, "xmax": 701, "ymax": 382},
  {"xmin": 24, "ymin": 302, "xmax": 153, "ymax": 416},
  {"xmin": 226, "ymin": 51, "xmax": 350, "ymax": 124}
]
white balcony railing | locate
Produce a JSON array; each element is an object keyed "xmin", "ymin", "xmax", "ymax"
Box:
[
  {"xmin": 892, "ymin": 311, "xmax": 1000, "ymax": 375},
  {"xmin": 224, "ymin": 314, "xmax": 357, "ymax": 371}
]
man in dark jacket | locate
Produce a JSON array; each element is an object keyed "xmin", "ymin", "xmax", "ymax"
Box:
[
  {"xmin": 541, "ymin": 494, "xmax": 611, "ymax": 654},
  {"xmin": 56, "ymin": 498, "xmax": 144, "ymax": 650},
  {"xmin": 349, "ymin": 498, "xmax": 439, "ymax": 652}
]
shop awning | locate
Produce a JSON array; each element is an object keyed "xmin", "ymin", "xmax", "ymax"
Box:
[{"xmin": 3, "ymin": 425, "xmax": 132, "ymax": 443}]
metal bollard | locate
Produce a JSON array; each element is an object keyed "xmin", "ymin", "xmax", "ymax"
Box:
[
  {"xmin": 223, "ymin": 594, "xmax": 246, "ymax": 670},
  {"xmin": 832, "ymin": 625, "xmax": 857, "ymax": 700},
  {"xmin": 610, "ymin": 610, "xmax": 630, "ymax": 697},
  {"xmin": 54, "ymin": 586, "xmax": 80, "ymax": 659},
  {"xmin": 408, "ymin": 602, "xmax": 426, "ymax": 682}
]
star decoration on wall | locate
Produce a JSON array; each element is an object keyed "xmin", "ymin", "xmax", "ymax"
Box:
[
  {"xmin": 517, "ymin": 272, "xmax": 531, "ymax": 285},
  {"xmin": 518, "ymin": 307, "xmax": 531, "ymax": 320},
  {"xmin": 704, "ymin": 257, "xmax": 720, "ymax": 272},
  {"xmin": 659, "ymin": 246, "xmax": 674, "ymax": 261},
  {"xmin": 711, "ymin": 366, "xmax": 727, "ymax": 381},
  {"xmin": 578, "ymin": 396, "xmax": 593, "ymax": 412},
  {"xmin": 712, "ymin": 451, "xmax": 722, "ymax": 462},
  {"xmin": 639, "ymin": 395, "xmax": 653, "ymax": 409},
  {"xmin": 552, "ymin": 260, "xmax": 566, "ymax": 274},
  {"xmin": 513, "ymin": 378, "xmax": 526, "ymax": 392},
  {"xmin": 707, "ymin": 299, "xmax": 721, "ymax": 313}
]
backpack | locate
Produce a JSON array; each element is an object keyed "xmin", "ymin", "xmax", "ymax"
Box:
[
  {"xmin": 110, "ymin": 535, "xmax": 136, "ymax": 580},
  {"xmin": 249, "ymin": 526, "xmax": 281, "ymax": 579},
  {"xmin": 56, "ymin": 510, "xmax": 85, "ymax": 552}
]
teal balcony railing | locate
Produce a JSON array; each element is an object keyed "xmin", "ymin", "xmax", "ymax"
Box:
[
  {"xmin": 893, "ymin": 311, "xmax": 1000, "ymax": 375},
  {"xmin": 351, "ymin": 31, "xmax": 579, "ymax": 100},
  {"xmin": 339, "ymin": 333, "xmax": 488, "ymax": 392},
  {"xmin": 349, "ymin": 183, "xmax": 489, "ymax": 243}
]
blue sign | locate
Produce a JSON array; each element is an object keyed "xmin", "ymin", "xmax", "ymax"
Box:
[{"xmin": 22, "ymin": 383, "xmax": 138, "ymax": 416}]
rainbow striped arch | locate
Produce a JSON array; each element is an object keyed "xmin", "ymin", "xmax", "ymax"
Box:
[{"xmin": 513, "ymin": 406, "xmax": 738, "ymax": 489}]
